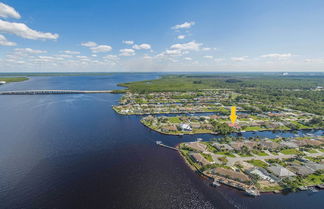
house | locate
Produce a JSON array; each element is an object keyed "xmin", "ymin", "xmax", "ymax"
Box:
[
  {"xmin": 304, "ymin": 162, "xmax": 324, "ymax": 171},
  {"xmin": 212, "ymin": 142, "xmax": 233, "ymax": 151},
  {"xmin": 179, "ymin": 123, "xmax": 192, "ymax": 131},
  {"xmin": 259, "ymin": 140, "xmax": 280, "ymax": 151},
  {"xmin": 201, "ymin": 124, "xmax": 214, "ymax": 130},
  {"xmin": 230, "ymin": 142, "xmax": 244, "ymax": 151},
  {"xmin": 288, "ymin": 165, "xmax": 314, "ymax": 176},
  {"xmin": 280, "ymin": 141, "xmax": 298, "ymax": 149},
  {"xmin": 211, "ymin": 167, "xmax": 251, "ymax": 183},
  {"xmin": 249, "ymin": 168, "xmax": 277, "ymax": 183},
  {"xmin": 304, "ymin": 139, "xmax": 323, "ymax": 146},
  {"xmin": 244, "ymin": 141, "xmax": 258, "ymax": 150},
  {"xmin": 268, "ymin": 165, "xmax": 296, "ymax": 178},
  {"xmin": 191, "ymin": 123, "xmax": 201, "ymax": 129},
  {"xmin": 161, "ymin": 125, "xmax": 177, "ymax": 132},
  {"xmin": 186, "ymin": 142, "xmax": 207, "ymax": 152},
  {"xmin": 189, "ymin": 153, "xmax": 210, "ymax": 166}
]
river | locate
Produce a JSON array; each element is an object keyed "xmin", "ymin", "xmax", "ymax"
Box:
[{"xmin": 0, "ymin": 73, "xmax": 323, "ymax": 209}]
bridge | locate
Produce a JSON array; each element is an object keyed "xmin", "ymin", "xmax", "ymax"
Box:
[{"xmin": 0, "ymin": 90, "xmax": 113, "ymax": 95}]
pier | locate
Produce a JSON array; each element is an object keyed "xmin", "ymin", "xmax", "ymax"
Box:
[
  {"xmin": 0, "ymin": 90, "xmax": 113, "ymax": 95},
  {"xmin": 156, "ymin": 141, "xmax": 179, "ymax": 151}
]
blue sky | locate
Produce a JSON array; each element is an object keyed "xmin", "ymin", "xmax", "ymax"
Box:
[{"xmin": 0, "ymin": 0, "xmax": 324, "ymax": 72}]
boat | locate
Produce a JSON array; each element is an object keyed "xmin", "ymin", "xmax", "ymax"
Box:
[
  {"xmin": 309, "ymin": 187, "xmax": 319, "ymax": 193},
  {"xmin": 212, "ymin": 180, "xmax": 221, "ymax": 187},
  {"xmin": 156, "ymin": 141, "xmax": 162, "ymax": 145},
  {"xmin": 298, "ymin": 186, "xmax": 308, "ymax": 191},
  {"xmin": 245, "ymin": 189, "xmax": 260, "ymax": 197}
]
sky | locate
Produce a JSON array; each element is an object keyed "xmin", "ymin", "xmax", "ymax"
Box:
[{"xmin": 0, "ymin": 0, "xmax": 324, "ymax": 72}]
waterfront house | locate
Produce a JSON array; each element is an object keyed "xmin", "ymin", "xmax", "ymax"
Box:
[
  {"xmin": 212, "ymin": 142, "xmax": 234, "ymax": 151},
  {"xmin": 259, "ymin": 141, "xmax": 280, "ymax": 151},
  {"xmin": 230, "ymin": 142, "xmax": 244, "ymax": 151},
  {"xmin": 161, "ymin": 125, "xmax": 177, "ymax": 132},
  {"xmin": 179, "ymin": 123, "xmax": 192, "ymax": 131},
  {"xmin": 280, "ymin": 141, "xmax": 298, "ymax": 149},
  {"xmin": 249, "ymin": 168, "xmax": 276, "ymax": 183},
  {"xmin": 288, "ymin": 165, "xmax": 315, "ymax": 176},
  {"xmin": 186, "ymin": 142, "xmax": 207, "ymax": 152},
  {"xmin": 304, "ymin": 162, "xmax": 324, "ymax": 171},
  {"xmin": 211, "ymin": 167, "xmax": 251, "ymax": 183},
  {"xmin": 189, "ymin": 153, "xmax": 210, "ymax": 166},
  {"xmin": 268, "ymin": 165, "xmax": 296, "ymax": 178}
]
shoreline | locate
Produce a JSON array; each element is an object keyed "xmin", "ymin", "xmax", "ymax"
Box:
[{"xmin": 142, "ymin": 120, "xmax": 323, "ymax": 136}]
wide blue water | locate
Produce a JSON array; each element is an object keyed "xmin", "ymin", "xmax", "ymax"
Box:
[{"xmin": 0, "ymin": 74, "xmax": 323, "ymax": 209}]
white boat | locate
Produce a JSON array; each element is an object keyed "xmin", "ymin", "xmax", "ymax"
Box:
[
  {"xmin": 245, "ymin": 189, "xmax": 260, "ymax": 196},
  {"xmin": 212, "ymin": 180, "xmax": 221, "ymax": 187},
  {"xmin": 156, "ymin": 141, "xmax": 162, "ymax": 145},
  {"xmin": 309, "ymin": 187, "xmax": 319, "ymax": 192}
]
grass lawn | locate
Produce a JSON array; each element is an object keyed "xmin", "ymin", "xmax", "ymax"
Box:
[
  {"xmin": 306, "ymin": 149, "xmax": 318, "ymax": 153},
  {"xmin": 301, "ymin": 174, "xmax": 324, "ymax": 186},
  {"xmin": 243, "ymin": 126, "xmax": 264, "ymax": 131},
  {"xmin": 270, "ymin": 151, "xmax": 279, "ymax": 155},
  {"xmin": 280, "ymin": 148, "xmax": 300, "ymax": 155},
  {"xmin": 252, "ymin": 150, "xmax": 269, "ymax": 156},
  {"xmin": 260, "ymin": 185, "xmax": 283, "ymax": 192},
  {"xmin": 215, "ymin": 152, "xmax": 236, "ymax": 157},
  {"xmin": 201, "ymin": 153, "xmax": 213, "ymax": 162},
  {"xmin": 168, "ymin": 117, "xmax": 181, "ymax": 123},
  {"xmin": 247, "ymin": 159, "xmax": 269, "ymax": 168},
  {"xmin": 238, "ymin": 153, "xmax": 253, "ymax": 157}
]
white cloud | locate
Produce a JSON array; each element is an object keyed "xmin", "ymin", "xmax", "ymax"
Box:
[
  {"xmin": 15, "ymin": 48, "xmax": 47, "ymax": 54},
  {"xmin": 202, "ymin": 47, "xmax": 211, "ymax": 51},
  {"xmin": 90, "ymin": 45, "xmax": 112, "ymax": 53},
  {"xmin": 0, "ymin": 19, "xmax": 59, "ymax": 40},
  {"xmin": 231, "ymin": 56, "xmax": 248, "ymax": 62},
  {"xmin": 63, "ymin": 50, "xmax": 80, "ymax": 55},
  {"xmin": 177, "ymin": 35, "xmax": 185, "ymax": 39},
  {"xmin": 133, "ymin": 43, "xmax": 151, "ymax": 50},
  {"xmin": 58, "ymin": 54, "xmax": 73, "ymax": 58},
  {"xmin": 81, "ymin": 41, "xmax": 97, "ymax": 47},
  {"xmin": 123, "ymin": 40, "xmax": 134, "ymax": 45},
  {"xmin": 104, "ymin": 55, "xmax": 119, "ymax": 61},
  {"xmin": 172, "ymin": 21, "xmax": 195, "ymax": 30},
  {"xmin": 81, "ymin": 42, "xmax": 112, "ymax": 53},
  {"xmin": 143, "ymin": 54, "xmax": 152, "ymax": 59},
  {"xmin": 0, "ymin": 3, "xmax": 21, "ymax": 19},
  {"xmin": 204, "ymin": 55, "xmax": 213, "ymax": 59},
  {"xmin": 157, "ymin": 49, "xmax": 183, "ymax": 57},
  {"xmin": 260, "ymin": 53, "xmax": 293, "ymax": 59},
  {"xmin": 184, "ymin": 57, "xmax": 192, "ymax": 61},
  {"xmin": 0, "ymin": 34, "xmax": 16, "ymax": 46},
  {"xmin": 170, "ymin": 41, "xmax": 202, "ymax": 51},
  {"xmin": 120, "ymin": 48, "xmax": 135, "ymax": 56}
]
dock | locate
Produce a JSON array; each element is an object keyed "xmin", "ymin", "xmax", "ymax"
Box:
[
  {"xmin": 156, "ymin": 141, "xmax": 179, "ymax": 151},
  {"xmin": 0, "ymin": 90, "xmax": 113, "ymax": 95}
]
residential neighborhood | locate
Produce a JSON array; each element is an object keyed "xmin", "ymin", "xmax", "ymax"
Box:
[{"xmin": 179, "ymin": 135, "xmax": 324, "ymax": 195}]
